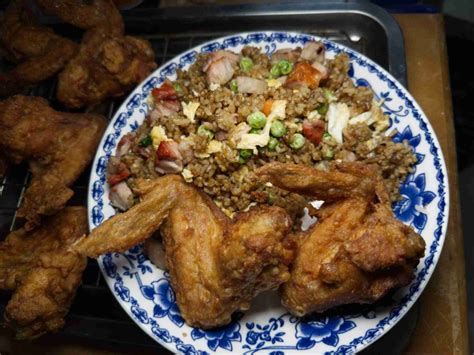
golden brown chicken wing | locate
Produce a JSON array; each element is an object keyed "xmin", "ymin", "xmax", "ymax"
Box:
[
  {"xmin": 74, "ymin": 175, "xmax": 295, "ymax": 328},
  {"xmin": 37, "ymin": 0, "xmax": 124, "ymax": 35},
  {"xmin": 256, "ymin": 162, "xmax": 425, "ymax": 316},
  {"xmin": 0, "ymin": 207, "xmax": 88, "ymax": 339},
  {"xmin": 0, "ymin": 95, "xmax": 106, "ymax": 229},
  {"xmin": 0, "ymin": 0, "xmax": 78, "ymax": 96},
  {"xmin": 57, "ymin": 28, "xmax": 156, "ymax": 109},
  {"xmin": 37, "ymin": 0, "xmax": 156, "ymax": 108}
]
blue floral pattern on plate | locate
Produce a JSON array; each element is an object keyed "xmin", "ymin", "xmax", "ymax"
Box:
[
  {"xmin": 87, "ymin": 32, "xmax": 449, "ymax": 354},
  {"xmin": 295, "ymin": 317, "xmax": 356, "ymax": 349}
]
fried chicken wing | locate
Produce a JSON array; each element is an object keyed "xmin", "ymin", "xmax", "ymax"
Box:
[
  {"xmin": 256, "ymin": 162, "xmax": 425, "ymax": 316},
  {"xmin": 0, "ymin": 95, "xmax": 106, "ymax": 229},
  {"xmin": 37, "ymin": 0, "xmax": 124, "ymax": 35},
  {"xmin": 0, "ymin": 0, "xmax": 78, "ymax": 96},
  {"xmin": 74, "ymin": 175, "xmax": 295, "ymax": 328},
  {"xmin": 0, "ymin": 207, "xmax": 88, "ymax": 339},
  {"xmin": 37, "ymin": 0, "xmax": 156, "ymax": 108},
  {"xmin": 57, "ymin": 28, "xmax": 156, "ymax": 108}
]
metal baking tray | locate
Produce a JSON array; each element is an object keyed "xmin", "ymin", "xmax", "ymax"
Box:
[{"xmin": 0, "ymin": 1, "xmax": 409, "ymax": 352}]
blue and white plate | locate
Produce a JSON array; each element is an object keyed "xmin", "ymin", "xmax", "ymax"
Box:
[{"xmin": 88, "ymin": 32, "xmax": 449, "ymax": 354}]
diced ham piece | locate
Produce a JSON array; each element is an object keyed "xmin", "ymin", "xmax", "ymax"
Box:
[
  {"xmin": 150, "ymin": 100, "xmax": 180, "ymax": 121},
  {"xmin": 107, "ymin": 156, "xmax": 130, "ymax": 185},
  {"xmin": 300, "ymin": 41, "xmax": 325, "ymax": 63},
  {"xmin": 116, "ymin": 134, "xmax": 132, "ymax": 158},
  {"xmin": 303, "ymin": 119, "xmax": 325, "ymax": 146},
  {"xmin": 151, "ymin": 82, "xmax": 177, "ymax": 101},
  {"xmin": 236, "ymin": 76, "xmax": 268, "ymax": 94},
  {"xmin": 285, "ymin": 62, "xmax": 322, "ymax": 89},
  {"xmin": 178, "ymin": 140, "xmax": 194, "ymax": 164},
  {"xmin": 155, "ymin": 160, "xmax": 184, "ymax": 174},
  {"xmin": 155, "ymin": 141, "xmax": 184, "ymax": 174},
  {"xmin": 109, "ymin": 182, "xmax": 133, "ymax": 211},
  {"xmin": 271, "ymin": 48, "xmax": 301, "ymax": 63},
  {"xmin": 311, "ymin": 61, "xmax": 329, "ymax": 80},
  {"xmin": 203, "ymin": 50, "xmax": 240, "ymax": 71},
  {"xmin": 203, "ymin": 50, "xmax": 240, "ymax": 85}
]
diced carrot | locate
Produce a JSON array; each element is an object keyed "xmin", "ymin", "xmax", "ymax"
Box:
[{"xmin": 263, "ymin": 99, "xmax": 273, "ymax": 116}]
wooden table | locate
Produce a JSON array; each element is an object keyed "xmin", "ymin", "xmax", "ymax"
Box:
[
  {"xmin": 0, "ymin": 13, "xmax": 469, "ymax": 355},
  {"xmin": 395, "ymin": 14, "xmax": 469, "ymax": 354}
]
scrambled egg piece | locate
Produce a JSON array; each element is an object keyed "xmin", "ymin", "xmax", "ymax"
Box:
[
  {"xmin": 266, "ymin": 79, "xmax": 282, "ymax": 89},
  {"xmin": 194, "ymin": 140, "xmax": 223, "ymax": 159},
  {"xmin": 327, "ymin": 102, "xmax": 350, "ymax": 144},
  {"xmin": 181, "ymin": 168, "xmax": 194, "ymax": 182},
  {"xmin": 150, "ymin": 126, "xmax": 170, "ymax": 149},
  {"xmin": 209, "ymin": 83, "xmax": 220, "ymax": 91},
  {"xmin": 349, "ymin": 100, "xmax": 390, "ymax": 133},
  {"xmin": 182, "ymin": 101, "xmax": 200, "ymax": 123}
]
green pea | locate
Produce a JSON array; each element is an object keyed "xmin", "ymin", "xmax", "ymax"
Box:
[
  {"xmin": 197, "ymin": 125, "xmax": 214, "ymax": 139},
  {"xmin": 270, "ymin": 64, "xmax": 281, "ymax": 78},
  {"xmin": 173, "ymin": 82, "xmax": 182, "ymax": 93},
  {"xmin": 139, "ymin": 135, "xmax": 152, "ymax": 147},
  {"xmin": 250, "ymin": 128, "xmax": 262, "ymax": 134},
  {"xmin": 323, "ymin": 147, "xmax": 334, "ymax": 160},
  {"xmin": 239, "ymin": 149, "xmax": 253, "ymax": 160},
  {"xmin": 270, "ymin": 121, "xmax": 286, "ymax": 138},
  {"xmin": 290, "ymin": 133, "xmax": 305, "ymax": 150},
  {"xmin": 247, "ymin": 111, "xmax": 267, "ymax": 129},
  {"xmin": 278, "ymin": 60, "xmax": 293, "ymax": 75},
  {"xmin": 240, "ymin": 57, "xmax": 253, "ymax": 71},
  {"xmin": 268, "ymin": 137, "xmax": 279, "ymax": 150},
  {"xmin": 317, "ymin": 103, "xmax": 329, "ymax": 115},
  {"xmin": 230, "ymin": 80, "xmax": 238, "ymax": 93},
  {"xmin": 323, "ymin": 89, "xmax": 336, "ymax": 102},
  {"xmin": 323, "ymin": 132, "xmax": 332, "ymax": 142}
]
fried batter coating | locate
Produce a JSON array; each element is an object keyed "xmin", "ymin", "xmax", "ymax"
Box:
[
  {"xmin": 0, "ymin": 95, "xmax": 106, "ymax": 229},
  {"xmin": 74, "ymin": 175, "xmax": 295, "ymax": 328},
  {"xmin": 37, "ymin": 0, "xmax": 124, "ymax": 35},
  {"xmin": 57, "ymin": 28, "xmax": 156, "ymax": 109},
  {"xmin": 0, "ymin": 207, "xmax": 88, "ymax": 339},
  {"xmin": 256, "ymin": 162, "xmax": 425, "ymax": 316},
  {"xmin": 0, "ymin": 0, "xmax": 78, "ymax": 95}
]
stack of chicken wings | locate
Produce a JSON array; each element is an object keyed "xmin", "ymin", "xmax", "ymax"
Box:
[
  {"xmin": 75, "ymin": 161, "xmax": 425, "ymax": 328},
  {"xmin": 0, "ymin": 0, "xmax": 157, "ymax": 339}
]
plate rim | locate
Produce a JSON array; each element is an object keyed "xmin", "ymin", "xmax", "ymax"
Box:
[{"xmin": 87, "ymin": 30, "xmax": 450, "ymax": 354}]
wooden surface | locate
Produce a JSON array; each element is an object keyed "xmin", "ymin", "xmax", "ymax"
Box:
[
  {"xmin": 395, "ymin": 14, "xmax": 469, "ymax": 354},
  {"xmin": 0, "ymin": 13, "xmax": 469, "ymax": 355}
]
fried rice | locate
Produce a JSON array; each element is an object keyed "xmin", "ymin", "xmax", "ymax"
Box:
[{"xmin": 107, "ymin": 42, "xmax": 416, "ymax": 219}]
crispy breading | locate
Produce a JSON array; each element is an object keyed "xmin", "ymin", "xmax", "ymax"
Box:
[
  {"xmin": 0, "ymin": 207, "xmax": 88, "ymax": 339},
  {"xmin": 256, "ymin": 162, "xmax": 425, "ymax": 316},
  {"xmin": 74, "ymin": 175, "xmax": 295, "ymax": 328},
  {"xmin": 37, "ymin": 0, "xmax": 124, "ymax": 35},
  {"xmin": 0, "ymin": 95, "xmax": 106, "ymax": 229},
  {"xmin": 57, "ymin": 28, "xmax": 156, "ymax": 109},
  {"xmin": 0, "ymin": 0, "xmax": 78, "ymax": 95}
]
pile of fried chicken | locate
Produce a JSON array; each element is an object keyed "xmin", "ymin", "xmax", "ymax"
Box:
[
  {"xmin": 0, "ymin": 0, "xmax": 157, "ymax": 339},
  {"xmin": 74, "ymin": 161, "xmax": 425, "ymax": 329},
  {"xmin": 0, "ymin": 0, "xmax": 425, "ymax": 340}
]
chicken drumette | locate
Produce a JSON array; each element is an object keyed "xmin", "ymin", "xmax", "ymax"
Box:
[
  {"xmin": 0, "ymin": 95, "xmax": 106, "ymax": 229},
  {"xmin": 37, "ymin": 0, "xmax": 157, "ymax": 108},
  {"xmin": 0, "ymin": 0, "xmax": 78, "ymax": 96},
  {"xmin": 256, "ymin": 162, "xmax": 425, "ymax": 316},
  {"xmin": 0, "ymin": 207, "xmax": 88, "ymax": 339},
  {"xmin": 74, "ymin": 175, "xmax": 295, "ymax": 328}
]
